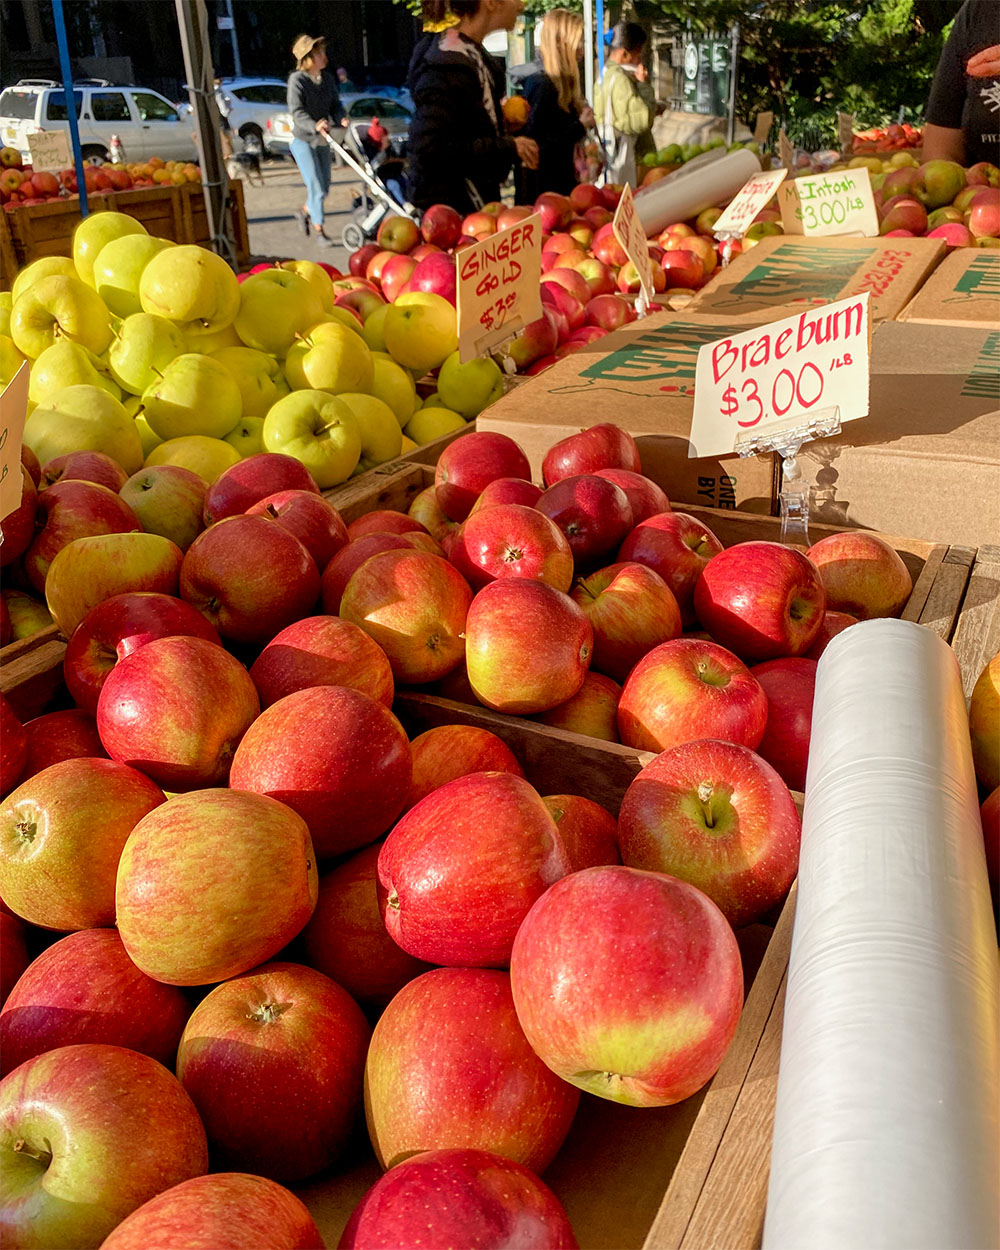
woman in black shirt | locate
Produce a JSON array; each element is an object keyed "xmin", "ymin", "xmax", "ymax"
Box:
[
  {"xmin": 287, "ymin": 33, "xmax": 349, "ymax": 246},
  {"xmin": 520, "ymin": 8, "xmax": 594, "ymax": 200}
]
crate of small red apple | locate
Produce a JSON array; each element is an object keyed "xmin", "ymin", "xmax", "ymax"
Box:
[{"xmin": 347, "ymin": 185, "xmax": 729, "ymax": 378}]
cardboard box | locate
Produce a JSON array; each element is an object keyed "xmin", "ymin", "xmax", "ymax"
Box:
[
  {"xmin": 795, "ymin": 321, "xmax": 1000, "ymax": 547},
  {"xmin": 688, "ymin": 234, "xmax": 946, "ymax": 324},
  {"xmin": 478, "ymin": 310, "xmax": 780, "ymax": 515},
  {"xmin": 898, "ymin": 248, "xmax": 1000, "ymax": 328}
]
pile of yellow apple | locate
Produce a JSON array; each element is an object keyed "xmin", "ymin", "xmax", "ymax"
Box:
[{"xmin": 0, "ymin": 211, "xmax": 502, "ymax": 490}]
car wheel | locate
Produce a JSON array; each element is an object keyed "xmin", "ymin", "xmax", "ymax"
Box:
[
  {"xmin": 239, "ymin": 123, "xmax": 264, "ymax": 147},
  {"xmin": 81, "ymin": 146, "xmax": 109, "ymax": 165},
  {"xmin": 341, "ymin": 221, "xmax": 367, "ymax": 251}
]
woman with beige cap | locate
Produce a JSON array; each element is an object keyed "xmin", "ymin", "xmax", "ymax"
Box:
[{"xmin": 286, "ymin": 33, "xmax": 349, "ymax": 247}]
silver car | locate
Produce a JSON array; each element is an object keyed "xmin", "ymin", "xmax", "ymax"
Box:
[
  {"xmin": 216, "ymin": 77, "xmax": 290, "ymax": 154},
  {"xmin": 267, "ymin": 91, "xmax": 413, "ymax": 155}
]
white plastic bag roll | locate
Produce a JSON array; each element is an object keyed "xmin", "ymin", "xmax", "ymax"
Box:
[
  {"xmin": 763, "ymin": 619, "xmax": 999, "ymax": 1250},
  {"xmin": 634, "ymin": 148, "xmax": 761, "ymax": 237}
]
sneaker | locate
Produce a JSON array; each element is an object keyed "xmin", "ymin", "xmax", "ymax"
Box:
[{"xmin": 314, "ymin": 231, "xmax": 336, "ymax": 248}]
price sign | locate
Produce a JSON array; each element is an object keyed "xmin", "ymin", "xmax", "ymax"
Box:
[
  {"xmin": 837, "ymin": 111, "xmax": 856, "ymax": 154},
  {"xmin": 778, "ymin": 167, "xmax": 878, "ymax": 238},
  {"xmin": 689, "ymin": 293, "xmax": 870, "ymax": 458},
  {"xmin": 778, "ymin": 128, "xmax": 795, "ymax": 172},
  {"xmin": 0, "ymin": 363, "xmax": 29, "ymax": 529},
  {"xmin": 457, "ymin": 213, "xmax": 543, "ymax": 362},
  {"xmin": 713, "ymin": 168, "xmax": 788, "ymax": 238},
  {"xmin": 27, "ymin": 130, "xmax": 70, "ymax": 171},
  {"xmin": 754, "ymin": 110, "xmax": 774, "ymax": 147},
  {"xmin": 612, "ymin": 182, "xmax": 656, "ymax": 307}
]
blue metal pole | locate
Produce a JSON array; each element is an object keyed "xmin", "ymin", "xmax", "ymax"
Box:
[
  {"xmin": 596, "ymin": 0, "xmax": 605, "ymax": 76},
  {"xmin": 51, "ymin": 0, "xmax": 88, "ymax": 216}
]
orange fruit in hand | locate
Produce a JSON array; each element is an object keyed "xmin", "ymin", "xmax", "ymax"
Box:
[{"xmin": 503, "ymin": 96, "xmax": 530, "ymax": 129}]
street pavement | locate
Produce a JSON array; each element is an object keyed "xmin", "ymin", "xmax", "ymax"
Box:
[{"xmin": 239, "ymin": 155, "xmax": 361, "ymax": 273}]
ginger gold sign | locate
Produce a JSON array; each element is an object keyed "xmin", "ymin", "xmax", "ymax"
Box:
[
  {"xmin": 457, "ymin": 213, "xmax": 543, "ymax": 362},
  {"xmin": 690, "ymin": 294, "xmax": 870, "ymax": 457},
  {"xmin": 0, "ymin": 362, "xmax": 29, "ymax": 527},
  {"xmin": 612, "ymin": 183, "xmax": 656, "ymax": 306}
]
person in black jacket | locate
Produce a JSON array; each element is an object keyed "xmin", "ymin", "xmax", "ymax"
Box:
[
  {"xmin": 287, "ymin": 33, "xmax": 349, "ymax": 247},
  {"xmin": 520, "ymin": 8, "xmax": 594, "ymax": 200},
  {"xmin": 406, "ymin": 0, "xmax": 539, "ymax": 214},
  {"xmin": 923, "ymin": 0, "xmax": 1000, "ymax": 166}
]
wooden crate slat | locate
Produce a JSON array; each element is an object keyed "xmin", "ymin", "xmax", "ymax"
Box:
[
  {"xmin": 950, "ymin": 544, "xmax": 1000, "ymax": 700},
  {"xmin": 645, "ymin": 884, "xmax": 796, "ymax": 1250},
  {"xmin": 912, "ymin": 544, "xmax": 974, "ymax": 639},
  {"xmin": 323, "ymin": 462, "xmax": 431, "ymax": 524},
  {"xmin": 0, "ymin": 637, "xmax": 68, "ymax": 720}
]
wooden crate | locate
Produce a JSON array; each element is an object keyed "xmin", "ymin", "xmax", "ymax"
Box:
[{"xmin": 0, "ymin": 181, "xmax": 249, "ymax": 284}]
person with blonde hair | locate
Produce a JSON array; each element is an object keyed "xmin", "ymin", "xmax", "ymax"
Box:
[{"xmin": 519, "ymin": 8, "xmax": 594, "ymax": 198}]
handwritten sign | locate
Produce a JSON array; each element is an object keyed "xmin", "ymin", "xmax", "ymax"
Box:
[
  {"xmin": 27, "ymin": 130, "xmax": 70, "ymax": 171},
  {"xmin": 457, "ymin": 214, "xmax": 543, "ymax": 362},
  {"xmin": 778, "ymin": 167, "xmax": 878, "ymax": 238},
  {"xmin": 612, "ymin": 182, "xmax": 656, "ymax": 307},
  {"xmin": 778, "ymin": 128, "xmax": 795, "ymax": 173},
  {"xmin": 713, "ymin": 168, "xmax": 788, "ymax": 238},
  {"xmin": 754, "ymin": 110, "xmax": 774, "ymax": 147},
  {"xmin": 689, "ymin": 293, "xmax": 870, "ymax": 458},
  {"xmin": 0, "ymin": 363, "xmax": 29, "ymax": 528}
]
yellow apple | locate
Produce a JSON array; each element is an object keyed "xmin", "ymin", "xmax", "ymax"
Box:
[
  {"xmin": 212, "ymin": 345, "xmax": 290, "ymax": 418},
  {"xmin": 72, "ymin": 210, "xmax": 148, "ymax": 287},
  {"xmin": 24, "ymin": 384, "xmax": 143, "ymax": 473},
  {"xmin": 370, "ymin": 351, "xmax": 418, "ymax": 427},
  {"xmin": 322, "ymin": 306, "xmax": 365, "ymax": 338},
  {"xmin": 11, "ymin": 274, "xmax": 114, "ymax": 359},
  {"xmin": 234, "ymin": 270, "xmax": 324, "ymax": 357},
  {"xmin": 403, "ymin": 405, "xmax": 467, "ymax": 445},
  {"xmin": 134, "ymin": 412, "xmax": 163, "ymax": 459},
  {"xmin": 0, "ymin": 334, "xmax": 26, "ymax": 389},
  {"xmin": 361, "ymin": 304, "xmax": 390, "ymax": 353},
  {"xmin": 108, "ymin": 312, "xmax": 187, "ymax": 396},
  {"xmin": 92, "ymin": 234, "xmax": 175, "ymax": 318},
  {"xmin": 969, "ymin": 653, "xmax": 999, "ymax": 792},
  {"xmin": 145, "ymin": 435, "xmax": 242, "ymax": 483},
  {"xmin": 280, "ymin": 260, "xmax": 336, "ymax": 312},
  {"xmin": 283, "ymin": 321, "xmax": 373, "ymax": 394},
  {"xmin": 337, "ymin": 393, "xmax": 403, "ymax": 469},
  {"xmin": 28, "ymin": 340, "xmax": 121, "ymax": 404},
  {"xmin": 399, "ymin": 434, "xmax": 419, "ymax": 454},
  {"xmin": 383, "ymin": 292, "xmax": 458, "ymax": 375},
  {"xmin": 139, "ymin": 244, "xmax": 241, "ymax": 337},
  {"xmin": 141, "ymin": 354, "xmax": 243, "ymax": 441},
  {"xmin": 224, "ymin": 416, "xmax": 265, "ymax": 458},
  {"xmin": 436, "ymin": 350, "xmax": 504, "ymax": 418},
  {"xmin": 0, "ymin": 292, "xmax": 12, "ymax": 338},
  {"xmin": 183, "ymin": 320, "xmax": 243, "ymax": 354},
  {"xmin": 262, "ymin": 390, "xmax": 361, "ymax": 488},
  {"xmin": 11, "ymin": 256, "xmax": 77, "ymax": 305}
]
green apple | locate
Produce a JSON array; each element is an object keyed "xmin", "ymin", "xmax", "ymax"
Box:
[
  {"xmin": 421, "ymin": 391, "xmax": 443, "ymax": 408},
  {"xmin": 10, "ymin": 256, "xmax": 77, "ymax": 304},
  {"xmin": 279, "ymin": 259, "xmax": 336, "ymax": 312},
  {"xmin": 24, "ymin": 384, "xmax": 144, "ymax": 473},
  {"xmin": 92, "ymin": 234, "xmax": 175, "ymax": 318},
  {"xmin": 337, "ymin": 392, "xmax": 403, "ymax": 470},
  {"xmin": 141, "ymin": 353, "xmax": 242, "ymax": 441},
  {"xmin": 370, "ymin": 351, "xmax": 418, "ymax": 427},
  {"xmin": 361, "ymin": 304, "xmax": 390, "ymax": 353},
  {"xmin": 139, "ymin": 244, "xmax": 241, "ymax": 337},
  {"xmin": 211, "ymin": 345, "xmax": 289, "ymax": 418},
  {"xmin": 120, "ymin": 464, "xmax": 207, "ymax": 551},
  {"xmin": 0, "ymin": 292, "xmax": 11, "ymax": 338},
  {"xmin": 437, "ymin": 349, "xmax": 504, "ymax": 418},
  {"xmin": 234, "ymin": 270, "xmax": 324, "ymax": 357},
  {"xmin": 383, "ymin": 292, "xmax": 458, "ymax": 375},
  {"xmin": 1, "ymin": 587, "xmax": 54, "ymax": 640},
  {"xmin": 109, "ymin": 312, "xmax": 187, "ymax": 395},
  {"xmin": 28, "ymin": 340, "xmax": 121, "ymax": 404},
  {"xmin": 283, "ymin": 321, "xmax": 373, "ymax": 394},
  {"xmin": 403, "ymin": 405, "xmax": 467, "ymax": 445},
  {"xmin": 10, "ymin": 274, "xmax": 114, "ymax": 359},
  {"xmin": 262, "ymin": 389, "xmax": 362, "ymax": 488},
  {"xmin": 72, "ymin": 210, "xmax": 148, "ymax": 287},
  {"xmin": 0, "ymin": 334, "xmax": 26, "ymax": 388},
  {"xmin": 145, "ymin": 434, "xmax": 242, "ymax": 483},
  {"xmin": 183, "ymin": 320, "xmax": 242, "ymax": 354},
  {"xmin": 224, "ymin": 415, "xmax": 265, "ymax": 458}
]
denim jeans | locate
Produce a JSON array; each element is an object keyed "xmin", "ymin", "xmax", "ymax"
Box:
[{"xmin": 290, "ymin": 137, "xmax": 332, "ymax": 228}]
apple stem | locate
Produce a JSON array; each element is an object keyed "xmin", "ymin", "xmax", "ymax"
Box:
[
  {"xmin": 250, "ymin": 1001, "xmax": 292, "ymax": 1025},
  {"xmin": 13, "ymin": 1139, "xmax": 52, "ymax": 1167},
  {"xmin": 697, "ymin": 781, "xmax": 715, "ymax": 827},
  {"xmin": 387, "ymin": 890, "xmax": 400, "ymax": 911},
  {"xmin": 316, "ymin": 421, "xmax": 342, "ymax": 436}
]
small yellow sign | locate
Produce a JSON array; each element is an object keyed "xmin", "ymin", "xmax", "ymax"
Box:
[
  {"xmin": 0, "ymin": 362, "xmax": 29, "ymax": 528},
  {"xmin": 27, "ymin": 130, "xmax": 71, "ymax": 171}
]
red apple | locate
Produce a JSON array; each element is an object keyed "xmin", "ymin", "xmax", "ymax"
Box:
[
  {"xmin": 541, "ymin": 266, "xmax": 592, "ymax": 307},
  {"xmin": 340, "ymin": 549, "xmax": 472, "ymax": 683},
  {"xmin": 469, "ymin": 476, "xmax": 542, "ymax": 513},
  {"xmin": 571, "ymin": 561, "xmax": 682, "ymax": 682},
  {"xmin": 408, "ymin": 484, "xmax": 462, "ymax": 544},
  {"xmin": 534, "ymin": 191, "xmax": 573, "ymax": 233},
  {"xmin": 176, "ymin": 961, "xmax": 370, "ymax": 1182},
  {"xmin": 572, "ymin": 254, "xmax": 618, "ymax": 297},
  {"xmin": 377, "ymin": 214, "xmax": 420, "ymax": 254},
  {"xmin": 968, "ymin": 187, "xmax": 1000, "ymax": 239},
  {"xmin": 592, "ymin": 222, "xmax": 628, "ymax": 267},
  {"xmin": 0, "ymin": 757, "xmax": 164, "ymax": 931},
  {"xmin": 335, "ymin": 287, "xmax": 386, "ymax": 322},
  {"xmin": 536, "ymin": 473, "xmax": 634, "ymax": 569},
  {"xmin": 405, "ymin": 724, "xmax": 524, "ymax": 812},
  {"xmin": 660, "ymin": 249, "xmax": 705, "ymax": 289},
  {"xmin": 542, "ymin": 793, "xmax": 620, "ymax": 869},
  {"xmin": 584, "ymin": 205, "xmax": 613, "ymax": 230},
  {"xmin": 450, "ymin": 502, "xmax": 574, "ymax": 592},
  {"xmin": 466, "ymin": 578, "xmax": 593, "ymax": 714},
  {"xmin": 19, "ymin": 708, "xmax": 107, "ymax": 780},
  {"xmin": 96, "ymin": 635, "xmax": 259, "ymax": 790},
  {"xmin": 64, "ymin": 590, "xmax": 221, "ymax": 715},
  {"xmin": 879, "ymin": 195, "xmax": 928, "ymax": 235},
  {"xmin": 618, "ymin": 511, "xmax": 723, "ymax": 628},
  {"xmin": 533, "ymin": 670, "xmax": 622, "ymax": 741},
  {"xmin": 380, "ymin": 253, "xmax": 417, "ymax": 302},
  {"xmin": 506, "ymin": 312, "xmax": 559, "ymax": 370},
  {"xmin": 496, "ymin": 205, "xmax": 533, "ymax": 231},
  {"xmin": 617, "ymin": 637, "xmax": 768, "ymax": 754},
  {"xmin": 319, "ymin": 532, "xmax": 413, "ymax": 614},
  {"xmin": 249, "ymin": 615, "xmax": 394, "ymax": 709},
  {"xmin": 694, "ymin": 542, "xmax": 826, "ymax": 661},
  {"xmin": 98, "ymin": 1173, "xmax": 325, "ymax": 1250},
  {"xmin": 0, "ymin": 1044, "xmax": 208, "ymax": 1250},
  {"xmin": 540, "ymin": 284, "xmax": 587, "ymax": 338},
  {"xmin": 0, "ymin": 694, "xmax": 27, "ymax": 797},
  {"xmin": 806, "ymin": 531, "xmax": 912, "ymax": 620},
  {"xmin": 981, "ymin": 786, "xmax": 999, "ymax": 894},
  {"xmin": 247, "ymin": 489, "xmax": 349, "ymax": 570},
  {"xmin": 803, "ymin": 609, "xmax": 860, "ymax": 659},
  {"xmin": 364, "ymin": 250, "xmax": 397, "ymax": 287},
  {"xmin": 303, "ymin": 842, "xmax": 431, "ymax": 1005},
  {"xmin": 461, "ymin": 210, "xmax": 498, "ymax": 239},
  {"xmin": 346, "ymin": 509, "xmax": 427, "ymax": 541},
  {"xmin": 617, "ymin": 260, "xmax": 667, "ymax": 295},
  {"xmin": 585, "ymin": 293, "xmax": 636, "ymax": 332},
  {"xmin": 569, "ymin": 183, "xmax": 604, "ymax": 213},
  {"xmin": 593, "ymin": 468, "xmax": 669, "ymax": 524},
  {"xmin": 0, "ymin": 928, "xmax": 191, "ymax": 1075},
  {"xmin": 435, "ymin": 432, "xmax": 532, "ymax": 523},
  {"xmin": 202, "ymin": 452, "xmax": 319, "ymax": 526},
  {"xmin": 751, "ymin": 657, "xmax": 817, "ymax": 792},
  {"xmin": 39, "ymin": 451, "xmax": 128, "ymax": 493},
  {"xmin": 365, "ymin": 967, "xmax": 579, "ymax": 1170},
  {"xmin": 408, "ymin": 251, "xmax": 458, "ymax": 306},
  {"xmin": 510, "ymin": 864, "xmax": 743, "ymax": 1105},
  {"xmin": 349, "ymin": 243, "xmax": 381, "ymax": 278},
  {"xmin": 341, "ymin": 1148, "xmax": 578, "ymax": 1250},
  {"xmin": 229, "ymin": 685, "xmax": 411, "ymax": 860},
  {"xmin": 378, "ymin": 771, "xmax": 571, "ymax": 967},
  {"xmin": 542, "ymin": 423, "xmax": 641, "ymax": 485},
  {"xmin": 115, "ymin": 788, "xmax": 318, "ymax": 985},
  {"xmin": 411, "ymin": 242, "xmax": 442, "ymax": 260},
  {"xmin": 618, "ymin": 738, "xmax": 801, "ymax": 926},
  {"xmin": 421, "ymin": 203, "xmax": 463, "ymax": 249},
  {"xmin": 119, "ymin": 464, "xmax": 207, "ymax": 552},
  {"xmin": 0, "ymin": 466, "xmax": 37, "ymax": 569},
  {"xmin": 543, "ymin": 231, "xmax": 584, "ymax": 257},
  {"xmin": 23, "ymin": 479, "xmax": 139, "ymax": 593}
]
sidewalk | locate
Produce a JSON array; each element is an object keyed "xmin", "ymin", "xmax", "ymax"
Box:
[{"xmin": 238, "ymin": 156, "xmax": 360, "ymax": 273}]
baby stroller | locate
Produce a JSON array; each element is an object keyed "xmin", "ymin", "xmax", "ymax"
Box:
[{"xmin": 326, "ymin": 123, "xmax": 420, "ymax": 252}]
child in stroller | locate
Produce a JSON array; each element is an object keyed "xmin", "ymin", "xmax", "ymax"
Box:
[{"xmin": 334, "ymin": 118, "xmax": 417, "ymax": 251}]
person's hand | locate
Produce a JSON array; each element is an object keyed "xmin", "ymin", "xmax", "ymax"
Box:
[
  {"xmin": 514, "ymin": 136, "xmax": 539, "ymax": 170},
  {"xmin": 579, "ymin": 104, "xmax": 595, "ymax": 129},
  {"xmin": 634, "ymin": 63, "xmax": 648, "ymax": 84},
  {"xmin": 340, "ymin": 117, "xmax": 350, "ymax": 127},
  {"xmin": 966, "ymin": 44, "xmax": 1000, "ymax": 77},
  {"xmin": 315, "ymin": 118, "xmax": 331, "ymax": 136}
]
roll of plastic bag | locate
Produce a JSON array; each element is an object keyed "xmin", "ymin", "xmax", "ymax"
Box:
[
  {"xmin": 763, "ymin": 619, "xmax": 999, "ymax": 1250},
  {"xmin": 634, "ymin": 148, "xmax": 761, "ymax": 237}
]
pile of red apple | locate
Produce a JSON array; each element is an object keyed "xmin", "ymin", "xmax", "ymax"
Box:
[
  {"xmin": 867, "ymin": 156, "xmax": 999, "ymax": 247},
  {"xmin": 1, "ymin": 416, "xmax": 988, "ymax": 1250},
  {"xmin": 0, "ymin": 147, "xmax": 201, "ymax": 210}
]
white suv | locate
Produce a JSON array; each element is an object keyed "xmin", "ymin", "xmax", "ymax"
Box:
[
  {"xmin": 216, "ymin": 78, "xmax": 290, "ymax": 154},
  {"xmin": 0, "ymin": 79, "xmax": 197, "ymax": 165}
]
